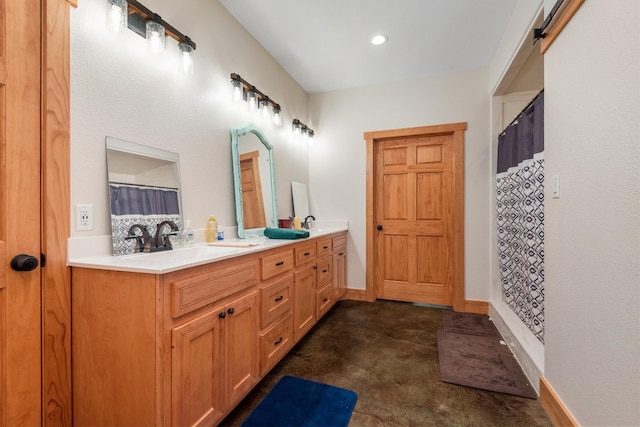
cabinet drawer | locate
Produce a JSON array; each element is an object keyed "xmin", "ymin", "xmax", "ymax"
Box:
[
  {"xmin": 332, "ymin": 234, "xmax": 347, "ymax": 252},
  {"xmin": 294, "ymin": 243, "xmax": 316, "ymax": 267},
  {"xmin": 170, "ymin": 259, "xmax": 259, "ymax": 318},
  {"xmin": 316, "ymin": 257, "xmax": 332, "ymax": 289},
  {"xmin": 261, "ymin": 250, "xmax": 294, "ymax": 280},
  {"xmin": 316, "ymin": 238, "xmax": 332, "ymax": 258},
  {"xmin": 259, "ymin": 314, "xmax": 293, "ymax": 376},
  {"xmin": 315, "ymin": 283, "xmax": 333, "ymax": 320},
  {"xmin": 260, "ymin": 274, "xmax": 293, "ymax": 329}
]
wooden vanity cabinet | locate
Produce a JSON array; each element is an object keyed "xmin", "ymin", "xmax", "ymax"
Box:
[
  {"xmin": 333, "ymin": 234, "xmax": 348, "ymax": 299},
  {"xmin": 71, "ymin": 231, "xmax": 348, "ymax": 426}
]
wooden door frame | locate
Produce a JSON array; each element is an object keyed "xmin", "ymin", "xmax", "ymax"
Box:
[
  {"xmin": 42, "ymin": 0, "xmax": 74, "ymax": 425},
  {"xmin": 364, "ymin": 123, "xmax": 466, "ymax": 312}
]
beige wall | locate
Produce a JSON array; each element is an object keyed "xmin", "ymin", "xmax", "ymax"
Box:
[
  {"xmin": 309, "ymin": 67, "xmax": 491, "ymax": 298},
  {"xmin": 543, "ymin": 0, "xmax": 640, "ymax": 424},
  {"xmin": 71, "ymin": 0, "xmax": 310, "ymax": 238}
]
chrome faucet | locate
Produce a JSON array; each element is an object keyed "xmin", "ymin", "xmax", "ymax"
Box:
[
  {"xmin": 303, "ymin": 215, "xmax": 316, "ymax": 230},
  {"xmin": 155, "ymin": 220, "xmax": 179, "ymax": 251},
  {"xmin": 125, "ymin": 224, "xmax": 152, "ymax": 253}
]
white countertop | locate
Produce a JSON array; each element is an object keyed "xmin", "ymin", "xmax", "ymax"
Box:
[{"xmin": 67, "ymin": 224, "xmax": 348, "ymax": 275}]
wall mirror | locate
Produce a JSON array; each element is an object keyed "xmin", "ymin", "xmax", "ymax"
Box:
[
  {"xmin": 106, "ymin": 137, "xmax": 182, "ymax": 255},
  {"xmin": 231, "ymin": 124, "xmax": 277, "ymax": 238},
  {"xmin": 291, "ymin": 181, "xmax": 310, "ymax": 218}
]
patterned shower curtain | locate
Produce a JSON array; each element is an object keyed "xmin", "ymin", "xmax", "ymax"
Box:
[{"xmin": 496, "ymin": 91, "xmax": 545, "ymax": 343}]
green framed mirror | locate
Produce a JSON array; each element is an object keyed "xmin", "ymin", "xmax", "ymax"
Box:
[{"xmin": 231, "ymin": 123, "xmax": 278, "ymax": 238}]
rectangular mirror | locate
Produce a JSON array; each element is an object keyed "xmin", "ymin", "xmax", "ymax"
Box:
[
  {"xmin": 231, "ymin": 124, "xmax": 278, "ymax": 238},
  {"xmin": 292, "ymin": 181, "xmax": 310, "ymax": 219},
  {"xmin": 106, "ymin": 137, "xmax": 183, "ymax": 255}
]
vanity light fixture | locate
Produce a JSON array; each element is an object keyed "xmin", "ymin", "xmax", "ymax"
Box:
[
  {"xmin": 230, "ymin": 73, "xmax": 283, "ymax": 127},
  {"xmin": 292, "ymin": 119, "xmax": 315, "ymax": 143},
  {"xmin": 107, "ymin": 0, "xmax": 197, "ymax": 72}
]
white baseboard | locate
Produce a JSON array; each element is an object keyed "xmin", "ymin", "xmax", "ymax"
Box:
[{"xmin": 489, "ymin": 300, "xmax": 545, "ymax": 395}]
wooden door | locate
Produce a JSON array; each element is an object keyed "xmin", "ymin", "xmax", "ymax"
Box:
[
  {"xmin": 172, "ymin": 308, "xmax": 226, "ymax": 427},
  {"xmin": 365, "ymin": 123, "xmax": 466, "ymax": 311},
  {"xmin": 240, "ymin": 151, "xmax": 266, "ymax": 229},
  {"xmin": 0, "ymin": 0, "xmax": 43, "ymax": 425},
  {"xmin": 293, "ymin": 264, "xmax": 316, "ymax": 342},
  {"xmin": 225, "ymin": 291, "xmax": 259, "ymax": 410}
]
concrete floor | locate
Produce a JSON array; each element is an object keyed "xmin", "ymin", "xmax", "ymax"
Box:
[{"xmin": 221, "ymin": 299, "xmax": 553, "ymax": 426}]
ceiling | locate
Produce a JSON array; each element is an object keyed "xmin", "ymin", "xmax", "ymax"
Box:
[{"xmin": 219, "ymin": 0, "xmax": 518, "ymax": 94}]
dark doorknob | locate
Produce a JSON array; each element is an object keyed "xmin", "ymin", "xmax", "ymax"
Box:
[
  {"xmin": 10, "ymin": 254, "xmax": 39, "ymax": 271},
  {"xmin": 376, "ymin": 225, "xmax": 383, "ymax": 230}
]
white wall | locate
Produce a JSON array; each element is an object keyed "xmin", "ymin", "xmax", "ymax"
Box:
[
  {"xmin": 71, "ymin": 0, "xmax": 310, "ymax": 240},
  {"xmin": 543, "ymin": 1, "xmax": 640, "ymax": 425},
  {"xmin": 308, "ymin": 67, "xmax": 491, "ymax": 298}
]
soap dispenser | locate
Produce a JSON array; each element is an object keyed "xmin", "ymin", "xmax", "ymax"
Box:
[
  {"xmin": 206, "ymin": 215, "xmax": 218, "ymax": 243},
  {"xmin": 183, "ymin": 220, "xmax": 194, "ymax": 247}
]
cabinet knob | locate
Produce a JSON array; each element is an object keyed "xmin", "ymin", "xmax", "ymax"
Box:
[
  {"xmin": 219, "ymin": 312, "xmax": 226, "ymax": 319},
  {"xmin": 377, "ymin": 224, "xmax": 383, "ymax": 230},
  {"xmin": 227, "ymin": 307, "xmax": 235, "ymax": 315}
]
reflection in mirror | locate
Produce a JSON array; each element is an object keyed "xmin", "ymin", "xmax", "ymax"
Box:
[
  {"xmin": 231, "ymin": 124, "xmax": 278, "ymax": 238},
  {"xmin": 106, "ymin": 137, "xmax": 182, "ymax": 255},
  {"xmin": 291, "ymin": 181, "xmax": 310, "ymax": 219}
]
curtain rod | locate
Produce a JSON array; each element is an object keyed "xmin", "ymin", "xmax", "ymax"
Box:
[
  {"xmin": 533, "ymin": 0, "xmax": 564, "ymax": 43},
  {"xmin": 501, "ymin": 89, "xmax": 544, "ymax": 135},
  {"xmin": 109, "ymin": 181, "xmax": 179, "ymax": 191}
]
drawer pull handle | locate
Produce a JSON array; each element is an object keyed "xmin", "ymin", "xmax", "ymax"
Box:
[
  {"xmin": 323, "ymin": 246, "xmax": 328, "ymax": 249},
  {"xmin": 275, "ymin": 261, "xmax": 285, "ymax": 266},
  {"xmin": 323, "ymin": 297, "xmax": 329, "ymax": 303},
  {"xmin": 274, "ymin": 295, "xmax": 284, "ymax": 302},
  {"xmin": 274, "ymin": 337, "xmax": 283, "ymax": 346},
  {"xmin": 322, "ymin": 269, "xmax": 328, "ymax": 273},
  {"xmin": 304, "ymin": 252, "xmax": 310, "ymax": 256},
  {"xmin": 339, "ymin": 252, "xmax": 344, "ymax": 256}
]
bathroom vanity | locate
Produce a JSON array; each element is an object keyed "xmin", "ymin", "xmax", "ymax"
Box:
[{"xmin": 69, "ymin": 229, "xmax": 347, "ymax": 426}]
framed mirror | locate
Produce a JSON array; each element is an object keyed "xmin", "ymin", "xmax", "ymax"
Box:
[
  {"xmin": 231, "ymin": 124, "xmax": 278, "ymax": 238},
  {"xmin": 106, "ymin": 137, "xmax": 183, "ymax": 255}
]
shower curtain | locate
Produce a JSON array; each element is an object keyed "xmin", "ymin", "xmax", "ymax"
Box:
[
  {"xmin": 496, "ymin": 91, "xmax": 545, "ymax": 343},
  {"xmin": 109, "ymin": 183, "xmax": 181, "ymax": 256}
]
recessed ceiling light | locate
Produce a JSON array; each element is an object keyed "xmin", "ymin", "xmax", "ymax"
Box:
[{"xmin": 370, "ymin": 34, "xmax": 388, "ymax": 46}]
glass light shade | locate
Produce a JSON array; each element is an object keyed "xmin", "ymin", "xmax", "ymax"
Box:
[
  {"xmin": 292, "ymin": 122, "xmax": 301, "ymax": 137},
  {"xmin": 146, "ymin": 20, "xmax": 165, "ymax": 54},
  {"xmin": 232, "ymin": 80, "xmax": 243, "ymax": 102},
  {"xmin": 178, "ymin": 42, "xmax": 194, "ymax": 75},
  {"xmin": 247, "ymin": 90, "xmax": 258, "ymax": 112},
  {"xmin": 261, "ymin": 99, "xmax": 271, "ymax": 120},
  {"xmin": 106, "ymin": 0, "xmax": 128, "ymax": 32},
  {"xmin": 273, "ymin": 108, "xmax": 282, "ymax": 127},
  {"xmin": 307, "ymin": 131, "xmax": 315, "ymax": 144}
]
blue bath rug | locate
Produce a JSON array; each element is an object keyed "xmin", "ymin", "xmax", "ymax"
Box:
[{"xmin": 241, "ymin": 376, "xmax": 358, "ymax": 427}]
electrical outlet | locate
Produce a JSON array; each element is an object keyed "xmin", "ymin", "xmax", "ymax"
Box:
[{"xmin": 76, "ymin": 204, "xmax": 93, "ymax": 231}]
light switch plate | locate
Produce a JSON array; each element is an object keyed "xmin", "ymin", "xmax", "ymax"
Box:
[{"xmin": 552, "ymin": 175, "xmax": 560, "ymax": 199}]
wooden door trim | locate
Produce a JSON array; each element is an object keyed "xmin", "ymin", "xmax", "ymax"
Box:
[
  {"xmin": 42, "ymin": 0, "xmax": 72, "ymax": 425},
  {"xmin": 364, "ymin": 122, "xmax": 466, "ymax": 311}
]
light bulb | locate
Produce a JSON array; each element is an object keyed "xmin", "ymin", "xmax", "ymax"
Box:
[
  {"xmin": 261, "ymin": 99, "xmax": 271, "ymax": 120},
  {"xmin": 247, "ymin": 90, "xmax": 258, "ymax": 112},
  {"xmin": 293, "ymin": 121, "xmax": 301, "ymax": 137},
  {"xmin": 178, "ymin": 42, "xmax": 194, "ymax": 75},
  {"xmin": 273, "ymin": 107, "xmax": 282, "ymax": 127},
  {"xmin": 106, "ymin": 0, "xmax": 127, "ymax": 32},
  {"xmin": 146, "ymin": 20, "xmax": 165, "ymax": 54},
  {"xmin": 232, "ymin": 80, "xmax": 243, "ymax": 102}
]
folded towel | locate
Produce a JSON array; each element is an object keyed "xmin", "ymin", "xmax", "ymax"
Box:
[{"xmin": 264, "ymin": 227, "xmax": 310, "ymax": 240}]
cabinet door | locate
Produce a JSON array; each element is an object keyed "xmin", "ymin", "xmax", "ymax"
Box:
[
  {"xmin": 172, "ymin": 309, "xmax": 226, "ymax": 427},
  {"xmin": 333, "ymin": 250, "xmax": 347, "ymax": 299},
  {"xmin": 293, "ymin": 264, "xmax": 317, "ymax": 342},
  {"xmin": 225, "ymin": 291, "xmax": 260, "ymax": 410}
]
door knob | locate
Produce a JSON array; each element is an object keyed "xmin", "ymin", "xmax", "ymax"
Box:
[
  {"xmin": 10, "ymin": 254, "xmax": 39, "ymax": 271},
  {"xmin": 376, "ymin": 225, "xmax": 383, "ymax": 230}
]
